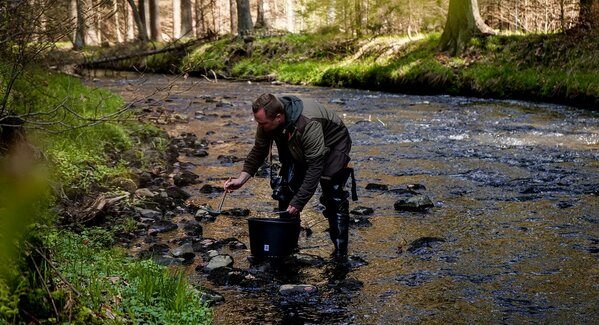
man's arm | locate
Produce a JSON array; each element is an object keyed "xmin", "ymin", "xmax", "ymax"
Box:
[
  {"xmin": 225, "ymin": 126, "xmax": 270, "ymax": 191},
  {"xmin": 224, "ymin": 171, "xmax": 252, "ymax": 191},
  {"xmin": 242, "ymin": 126, "xmax": 271, "ymax": 176}
]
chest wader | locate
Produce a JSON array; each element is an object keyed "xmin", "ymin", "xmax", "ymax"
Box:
[
  {"xmin": 270, "ymin": 138, "xmax": 306, "ymax": 219},
  {"xmin": 271, "ymin": 162, "xmax": 304, "ymax": 219},
  {"xmin": 320, "ymin": 167, "xmax": 357, "ymax": 259}
]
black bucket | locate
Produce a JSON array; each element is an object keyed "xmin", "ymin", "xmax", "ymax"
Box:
[{"xmin": 248, "ymin": 217, "xmax": 300, "ymax": 258}]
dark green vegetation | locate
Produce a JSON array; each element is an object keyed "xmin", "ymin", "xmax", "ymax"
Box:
[
  {"xmin": 170, "ymin": 31, "xmax": 598, "ymax": 108},
  {"xmin": 0, "ymin": 69, "xmax": 212, "ymax": 324}
]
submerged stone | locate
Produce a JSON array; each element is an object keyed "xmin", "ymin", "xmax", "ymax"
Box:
[
  {"xmin": 407, "ymin": 237, "xmax": 446, "ymax": 254},
  {"xmin": 279, "ymin": 284, "xmax": 318, "ymax": 296},
  {"xmin": 220, "ymin": 208, "xmax": 250, "ymax": 216},
  {"xmin": 365, "ymin": 183, "xmax": 389, "ymax": 191},
  {"xmin": 287, "ymin": 253, "xmax": 326, "ymax": 267},
  {"xmin": 199, "ymin": 184, "xmax": 224, "ymax": 194},
  {"xmin": 350, "ymin": 206, "xmax": 374, "ymax": 215},
  {"xmin": 394, "ymin": 195, "xmax": 434, "ymax": 212},
  {"xmin": 206, "ymin": 267, "xmax": 264, "ymax": 288}
]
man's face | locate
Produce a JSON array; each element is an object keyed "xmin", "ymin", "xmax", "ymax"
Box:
[{"xmin": 254, "ymin": 108, "xmax": 282, "ymax": 132}]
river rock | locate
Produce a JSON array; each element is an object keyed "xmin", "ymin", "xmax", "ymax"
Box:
[
  {"xmin": 279, "ymin": 284, "xmax": 318, "ymax": 296},
  {"xmin": 220, "ymin": 208, "xmax": 250, "ymax": 216},
  {"xmin": 148, "ymin": 220, "xmax": 177, "ymax": 235},
  {"xmin": 193, "ymin": 238, "xmax": 218, "ymax": 252},
  {"xmin": 194, "ymin": 206, "xmax": 217, "ymax": 222},
  {"xmin": 136, "ymin": 208, "xmax": 162, "ymax": 220},
  {"xmin": 135, "ymin": 188, "xmax": 155, "ymax": 198},
  {"xmin": 206, "ymin": 267, "xmax": 264, "ymax": 288},
  {"xmin": 199, "ymin": 287, "xmax": 225, "ymax": 306},
  {"xmin": 216, "ymin": 100, "xmax": 233, "ymax": 107},
  {"xmin": 394, "ymin": 195, "xmax": 434, "ymax": 212},
  {"xmin": 350, "ymin": 215, "xmax": 371, "ymax": 227},
  {"xmin": 182, "ymin": 221, "xmax": 203, "ymax": 237},
  {"xmin": 204, "ymin": 254, "xmax": 233, "ymax": 272},
  {"xmin": 154, "ymin": 255, "xmax": 184, "ymax": 266},
  {"xmin": 172, "ymin": 243, "xmax": 195, "ymax": 259},
  {"xmin": 347, "ymin": 255, "xmax": 369, "ymax": 268},
  {"xmin": 217, "ymin": 155, "xmax": 244, "ymax": 165},
  {"xmin": 166, "ymin": 186, "xmax": 191, "ymax": 201},
  {"xmin": 226, "ymin": 239, "xmax": 247, "ymax": 250},
  {"xmin": 174, "ymin": 170, "xmax": 200, "ymax": 186},
  {"xmin": 407, "ymin": 237, "xmax": 445, "ymax": 254},
  {"xmin": 350, "ymin": 206, "xmax": 374, "ymax": 215},
  {"xmin": 190, "ymin": 149, "xmax": 209, "ymax": 157},
  {"xmin": 109, "ymin": 177, "xmax": 138, "ymax": 193},
  {"xmin": 366, "ymin": 183, "xmax": 389, "ymax": 191},
  {"xmin": 138, "ymin": 172, "xmax": 154, "ymax": 187},
  {"xmin": 407, "ymin": 183, "xmax": 427, "ymax": 191},
  {"xmin": 137, "ymin": 243, "xmax": 169, "ymax": 259}
]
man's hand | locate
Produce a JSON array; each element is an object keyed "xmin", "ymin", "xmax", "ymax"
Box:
[
  {"xmin": 224, "ymin": 172, "xmax": 251, "ymax": 192},
  {"xmin": 286, "ymin": 205, "xmax": 300, "ymax": 216}
]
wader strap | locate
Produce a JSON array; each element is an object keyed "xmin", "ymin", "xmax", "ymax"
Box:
[{"xmin": 349, "ymin": 168, "xmax": 358, "ymax": 201}]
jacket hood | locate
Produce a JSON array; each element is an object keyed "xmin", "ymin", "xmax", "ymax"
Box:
[{"xmin": 279, "ymin": 95, "xmax": 303, "ymax": 130}]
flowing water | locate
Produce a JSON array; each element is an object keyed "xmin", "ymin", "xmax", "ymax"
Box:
[{"xmin": 86, "ymin": 71, "xmax": 599, "ymax": 324}]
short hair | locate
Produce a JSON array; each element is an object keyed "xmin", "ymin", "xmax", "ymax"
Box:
[{"xmin": 252, "ymin": 93, "xmax": 283, "ymax": 119}]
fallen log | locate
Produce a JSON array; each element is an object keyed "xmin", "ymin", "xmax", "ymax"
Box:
[{"xmin": 80, "ymin": 36, "xmax": 214, "ymax": 67}]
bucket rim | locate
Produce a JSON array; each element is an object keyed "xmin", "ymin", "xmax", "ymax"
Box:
[{"xmin": 248, "ymin": 217, "xmax": 300, "ymax": 224}]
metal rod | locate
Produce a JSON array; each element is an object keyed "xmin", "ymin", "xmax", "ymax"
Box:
[{"xmin": 217, "ymin": 190, "xmax": 227, "ymax": 212}]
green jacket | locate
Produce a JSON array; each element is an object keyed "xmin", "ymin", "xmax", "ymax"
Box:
[{"xmin": 242, "ymin": 95, "xmax": 352, "ymax": 210}]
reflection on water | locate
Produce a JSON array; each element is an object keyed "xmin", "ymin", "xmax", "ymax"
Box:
[{"xmin": 86, "ymin": 70, "xmax": 599, "ymax": 324}]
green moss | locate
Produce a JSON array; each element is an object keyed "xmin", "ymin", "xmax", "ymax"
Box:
[{"xmin": 178, "ymin": 31, "xmax": 598, "ymax": 107}]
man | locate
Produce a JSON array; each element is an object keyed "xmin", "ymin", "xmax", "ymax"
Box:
[{"xmin": 224, "ymin": 93, "xmax": 357, "ymax": 258}]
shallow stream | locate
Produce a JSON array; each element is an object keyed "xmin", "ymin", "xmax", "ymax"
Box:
[{"xmin": 86, "ymin": 71, "xmax": 599, "ymax": 324}]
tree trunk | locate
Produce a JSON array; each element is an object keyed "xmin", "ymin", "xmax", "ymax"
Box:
[
  {"xmin": 579, "ymin": 0, "xmax": 598, "ymax": 29},
  {"xmin": 149, "ymin": 0, "xmax": 161, "ymax": 41},
  {"xmin": 72, "ymin": 0, "xmax": 85, "ymax": 49},
  {"xmin": 85, "ymin": 0, "xmax": 99, "ymax": 46},
  {"xmin": 139, "ymin": 0, "xmax": 150, "ymax": 36},
  {"xmin": 354, "ymin": 0, "xmax": 362, "ymax": 36},
  {"xmin": 126, "ymin": 1, "xmax": 135, "ymax": 40},
  {"xmin": 327, "ymin": 0, "xmax": 335, "ymax": 25},
  {"xmin": 230, "ymin": 0, "xmax": 237, "ymax": 34},
  {"xmin": 127, "ymin": 0, "xmax": 149, "ymax": 41},
  {"xmin": 236, "ymin": 0, "xmax": 252, "ymax": 36},
  {"xmin": 181, "ymin": 0, "xmax": 193, "ymax": 37},
  {"xmin": 286, "ymin": 0, "xmax": 294, "ymax": 32},
  {"xmin": 255, "ymin": 0, "xmax": 268, "ymax": 29},
  {"xmin": 114, "ymin": 0, "xmax": 123, "ymax": 43},
  {"xmin": 439, "ymin": 0, "xmax": 494, "ymax": 56},
  {"xmin": 173, "ymin": 0, "xmax": 181, "ymax": 38},
  {"xmin": 195, "ymin": 0, "xmax": 206, "ymax": 36}
]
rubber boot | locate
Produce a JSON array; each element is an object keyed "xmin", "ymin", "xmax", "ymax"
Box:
[
  {"xmin": 321, "ymin": 169, "xmax": 351, "ymax": 259},
  {"xmin": 328, "ymin": 199, "xmax": 349, "ymax": 258}
]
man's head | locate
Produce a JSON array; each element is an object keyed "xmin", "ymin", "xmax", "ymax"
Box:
[{"xmin": 252, "ymin": 93, "xmax": 285, "ymax": 132}]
